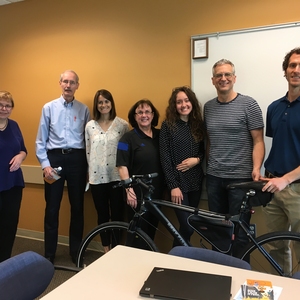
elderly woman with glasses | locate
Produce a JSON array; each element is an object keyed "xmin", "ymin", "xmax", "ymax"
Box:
[
  {"xmin": 116, "ymin": 99, "xmax": 165, "ymax": 241},
  {"xmin": 0, "ymin": 91, "xmax": 27, "ymax": 262},
  {"xmin": 160, "ymin": 86, "xmax": 205, "ymax": 246}
]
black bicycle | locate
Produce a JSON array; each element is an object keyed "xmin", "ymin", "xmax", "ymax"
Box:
[{"xmin": 76, "ymin": 173, "xmax": 300, "ymax": 277}]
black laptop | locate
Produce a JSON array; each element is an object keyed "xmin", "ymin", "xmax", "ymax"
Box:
[{"xmin": 139, "ymin": 267, "xmax": 232, "ymax": 300}]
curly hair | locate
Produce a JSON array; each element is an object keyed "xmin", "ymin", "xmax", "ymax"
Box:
[
  {"xmin": 165, "ymin": 86, "xmax": 205, "ymax": 142},
  {"xmin": 128, "ymin": 99, "xmax": 159, "ymax": 128},
  {"xmin": 282, "ymin": 47, "xmax": 300, "ymax": 72}
]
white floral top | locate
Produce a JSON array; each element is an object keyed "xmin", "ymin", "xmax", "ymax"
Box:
[{"xmin": 85, "ymin": 117, "xmax": 129, "ymax": 184}]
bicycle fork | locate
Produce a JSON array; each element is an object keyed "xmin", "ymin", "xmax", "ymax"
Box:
[{"xmin": 125, "ymin": 211, "xmax": 145, "ymax": 247}]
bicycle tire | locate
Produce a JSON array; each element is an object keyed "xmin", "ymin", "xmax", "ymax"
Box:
[
  {"xmin": 76, "ymin": 221, "xmax": 158, "ymax": 268},
  {"xmin": 238, "ymin": 231, "xmax": 300, "ymax": 277}
]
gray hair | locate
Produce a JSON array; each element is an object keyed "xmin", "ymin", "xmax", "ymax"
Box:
[
  {"xmin": 212, "ymin": 59, "xmax": 235, "ymax": 75},
  {"xmin": 59, "ymin": 70, "xmax": 79, "ymax": 83}
]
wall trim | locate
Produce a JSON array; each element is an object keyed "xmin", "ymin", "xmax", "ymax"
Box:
[
  {"xmin": 16, "ymin": 228, "xmax": 102, "ymax": 252},
  {"xmin": 21, "ymin": 165, "xmax": 44, "ymax": 184},
  {"xmin": 16, "ymin": 228, "xmax": 69, "ymax": 245}
]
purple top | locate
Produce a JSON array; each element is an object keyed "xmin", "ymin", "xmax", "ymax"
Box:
[{"xmin": 0, "ymin": 119, "xmax": 27, "ymax": 192}]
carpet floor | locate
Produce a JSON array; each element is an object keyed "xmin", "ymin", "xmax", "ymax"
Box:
[{"xmin": 12, "ymin": 236, "xmax": 77, "ymax": 299}]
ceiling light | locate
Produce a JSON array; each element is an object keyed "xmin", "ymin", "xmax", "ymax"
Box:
[{"xmin": 0, "ymin": 0, "xmax": 25, "ymax": 6}]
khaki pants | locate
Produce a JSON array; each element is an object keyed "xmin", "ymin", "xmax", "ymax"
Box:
[{"xmin": 262, "ymin": 183, "xmax": 300, "ymax": 274}]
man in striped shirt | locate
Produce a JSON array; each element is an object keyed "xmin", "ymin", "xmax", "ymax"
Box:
[{"xmin": 204, "ymin": 59, "xmax": 265, "ymax": 257}]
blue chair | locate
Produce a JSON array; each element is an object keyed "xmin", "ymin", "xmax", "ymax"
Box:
[
  {"xmin": 292, "ymin": 272, "xmax": 300, "ymax": 279},
  {"xmin": 0, "ymin": 251, "xmax": 54, "ymax": 300},
  {"xmin": 168, "ymin": 246, "xmax": 251, "ymax": 270}
]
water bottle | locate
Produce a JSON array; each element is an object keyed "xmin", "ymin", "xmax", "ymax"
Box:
[
  {"xmin": 53, "ymin": 166, "xmax": 62, "ymax": 175},
  {"xmin": 45, "ymin": 166, "xmax": 62, "ymax": 184}
]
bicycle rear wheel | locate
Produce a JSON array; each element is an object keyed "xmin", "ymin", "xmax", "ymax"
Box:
[
  {"xmin": 76, "ymin": 221, "xmax": 158, "ymax": 268},
  {"xmin": 238, "ymin": 231, "xmax": 300, "ymax": 277}
]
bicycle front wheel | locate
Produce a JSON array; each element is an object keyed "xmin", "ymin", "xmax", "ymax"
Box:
[
  {"xmin": 238, "ymin": 231, "xmax": 300, "ymax": 277},
  {"xmin": 76, "ymin": 221, "xmax": 158, "ymax": 268}
]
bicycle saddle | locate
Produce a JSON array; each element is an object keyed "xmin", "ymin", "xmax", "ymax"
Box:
[
  {"xmin": 227, "ymin": 181, "xmax": 272, "ymax": 207},
  {"xmin": 227, "ymin": 181, "xmax": 266, "ymax": 191}
]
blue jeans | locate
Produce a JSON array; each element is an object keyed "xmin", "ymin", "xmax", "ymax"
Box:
[{"xmin": 206, "ymin": 174, "xmax": 252, "ymax": 257}]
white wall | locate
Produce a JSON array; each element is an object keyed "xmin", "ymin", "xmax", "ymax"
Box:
[{"xmin": 191, "ymin": 22, "xmax": 300, "ymax": 169}]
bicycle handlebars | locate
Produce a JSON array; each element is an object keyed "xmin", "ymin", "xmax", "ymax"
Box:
[
  {"xmin": 113, "ymin": 173, "xmax": 158, "ymax": 189},
  {"xmin": 132, "ymin": 173, "xmax": 158, "ymax": 179}
]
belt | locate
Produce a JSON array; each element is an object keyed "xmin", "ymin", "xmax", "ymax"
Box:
[
  {"xmin": 265, "ymin": 170, "xmax": 300, "ymax": 184},
  {"xmin": 48, "ymin": 148, "xmax": 85, "ymax": 155}
]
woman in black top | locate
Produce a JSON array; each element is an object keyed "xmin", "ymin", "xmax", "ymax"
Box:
[
  {"xmin": 117, "ymin": 99, "xmax": 164, "ymax": 240},
  {"xmin": 160, "ymin": 86, "xmax": 205, "ymax": 245}
]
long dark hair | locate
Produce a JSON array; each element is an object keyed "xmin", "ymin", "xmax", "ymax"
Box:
[
  {"xmin": 165, "ymin": 86, "xmax": 205, "ymax": 142},
  {"xmin": 92, "ymin": 89, "xmax": 117, "ymax": 120}
]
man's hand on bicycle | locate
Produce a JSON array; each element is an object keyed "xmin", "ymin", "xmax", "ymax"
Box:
[
  {"xmin": 126, "ymin": 187, "xmax": 138, "ymax": 208},
  {"xmin": 171, "ymin": 187, "xmax": 183, "ymax": 205},
  {"xmin": 260, "ymin": 176, "xmax": 290, "ymax": 193}
]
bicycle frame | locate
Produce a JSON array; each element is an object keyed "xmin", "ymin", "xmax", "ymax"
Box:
[
  {"xmin": 144, "ymin": 199, "xmax": 190, "ymax": 246},
  {"xmin": 232, "ymin": 191, "xmax": 284, "ymax": 275},
  {"xmin": 123, "ymin": 175, "xmax": 286, "ymax": 274},
  {"xmin": 129, "ymin": 176, "xmax": 238, "ymax": 251},
  {"xmin": 237, "ymin": 218, "xmax": 284, "ymax": 275},
  {"xmin": 132, "ymin": 193, "xmax": 235, "ymax": 249},
  {"xmin": 151, "ymin": 194, "xmax": 284, "ymax": 275},
  {"xmin": 128, "ymin": 177, "xmax": 196, "ymax": 246}
]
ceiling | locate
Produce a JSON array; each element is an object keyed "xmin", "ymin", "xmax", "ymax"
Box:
[{"xmin": 0, "ymin": 0, "xmax": 24, "ymax": 6}]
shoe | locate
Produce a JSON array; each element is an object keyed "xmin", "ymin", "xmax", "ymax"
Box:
[
  {"xmin": 45, "ymin": 256, "xmax": 55, "ymax": 264},
  {"xmin": 71, "ymin": 254, "xmax": 76, "ymax": 264},
  {"xmin": 103, "ymin": 246, "xmax": 110, "ymax": 253}
]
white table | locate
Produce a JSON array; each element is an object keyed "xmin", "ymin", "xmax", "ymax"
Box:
[{"xmin": 41, "ymin": 245, "xmax": 298, "ymax": 299}]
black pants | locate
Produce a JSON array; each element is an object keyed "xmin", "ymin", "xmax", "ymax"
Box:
[
  {"xmin": 206, "ymin": 174, "xmax": 252, "ymax": 257},
  {"xmin": 90, "ymin": 182, "xmax": 124, "ymax": 246},
  {"xmin": 44, "ymin": 150, "xmax": 87, "ymax": 258},
  {"xmin": 173, "ymin": 189, "xmax": 202, "ymax": 246},
  {"xmin": 0, "ymin": 186, "xmax": 23, "ymax": 262}
]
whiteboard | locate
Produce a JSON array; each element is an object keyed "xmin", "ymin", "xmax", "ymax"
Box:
[{"xmin": 191, "ymin": 22, "xmax": 300, "ymax": 165}]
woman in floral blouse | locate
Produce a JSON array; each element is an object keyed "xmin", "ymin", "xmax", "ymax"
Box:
[{"xmin": 85, "ymin": 89, "xmax": 129, "ymax": 253}]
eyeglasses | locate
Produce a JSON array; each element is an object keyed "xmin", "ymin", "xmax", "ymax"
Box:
[
  {"xmin": 61, "ymin": 80, "xmax": 77, "ymax": 85},
  {"xmin": 213, "ymin": 73, "xmax": 234, "ymax": 79},
  {"xmin": 135, "ymin": 110, "xmax": 153, "ymax": 116},
  {"xmin": 0, "ymin": 104, "xmax": 13, "ymax": 110}
]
